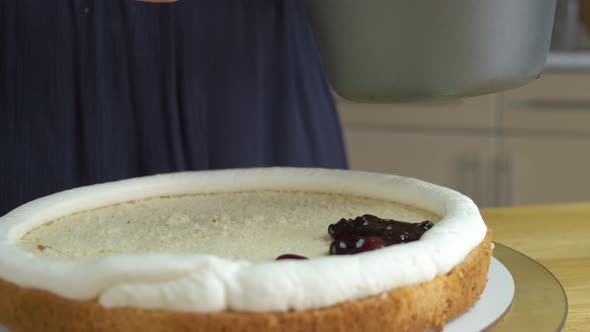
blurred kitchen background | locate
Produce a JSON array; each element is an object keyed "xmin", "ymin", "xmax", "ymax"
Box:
[{"xmin": 337, "ymin": 0, "xmax": 590, "ymax": 208}]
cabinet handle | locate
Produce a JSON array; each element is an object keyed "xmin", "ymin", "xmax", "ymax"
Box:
[
  {"xmin": 494, "ymin": 155, "xmax": 514, "ymax": 207},
  {"xmin": 520, "ymin": 99, "xmax": 590, "ymax": 112},
  {"xmin": 455, "ymin": 154, "xmax": 482, "ymax": 206}
]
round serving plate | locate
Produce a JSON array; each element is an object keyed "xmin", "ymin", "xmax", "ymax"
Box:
[
  {"xmin": 484, "ymin": 243, "xmax": 568, "ymax": 332},
  {"xmin": 441, "ymin": 256, "xmax": 515, "ymax": 332},
  {"xmin": 444, "ymin": 243, "xmax": 567, "ymax": 332},
  {"xmin": 444, "ymin": 243, "xmax": 568, "ymax": 332}
]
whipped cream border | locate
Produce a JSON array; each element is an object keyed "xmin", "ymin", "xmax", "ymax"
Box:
[{"xmin": 0, "ymin": 168, "xmax": 487, "ymax": 313}]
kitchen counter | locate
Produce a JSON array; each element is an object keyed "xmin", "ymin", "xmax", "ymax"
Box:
[{"xmin": 482, "ymin": 203, "xmax": 590, "ymax": 332}]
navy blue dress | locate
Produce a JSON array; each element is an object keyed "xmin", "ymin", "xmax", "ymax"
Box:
[{"xmin": 0, "ymin": 1, "xmax": 348, "ymax": 215}]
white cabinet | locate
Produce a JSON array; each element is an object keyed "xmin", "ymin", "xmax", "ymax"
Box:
[
  {"xmin": 337, "ymin": 94, "xmax": 494, "ymax": 130},
  {"xmin": 338, "ymin": 93, "xmax": 496, "ymax": 207},
  {"xmin": 496, "ymin": 137, "xmax": 590, "ymax": 206},
  {"xmin": 498, "ymin": 72, "xmax": 590, "ymax": 206},
  {"xmin": 339, "ymin": 72, "xmax": 590, "ymax": 208},
  {"xmin": 344, "ymin": 129, "xmax": 495, "ymax": 208},
  {"xmin": 501, "ymin": 73, "xmax": 590, "ymax": 133}
]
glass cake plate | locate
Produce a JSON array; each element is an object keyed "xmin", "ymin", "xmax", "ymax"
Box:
[{"xmin": 442, "ymin": 243, "xmax": 567, "ymax": 332}]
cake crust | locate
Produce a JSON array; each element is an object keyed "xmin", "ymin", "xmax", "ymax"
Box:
[{"xmin": 0, "ymin": 231, "xmax": 492, "ymax": 332}]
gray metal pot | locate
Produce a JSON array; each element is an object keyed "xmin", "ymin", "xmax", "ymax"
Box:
[{"xmin": 305, "ymin": 0, "xmax": 557, "ymax": 102}]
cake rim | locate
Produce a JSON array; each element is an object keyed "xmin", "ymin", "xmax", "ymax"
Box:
[{"xmin": 0, "ymin": 167, "xmax": 487, "ymax": 313}]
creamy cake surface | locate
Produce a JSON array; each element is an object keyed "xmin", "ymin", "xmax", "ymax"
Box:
[{"xmin": 18, "ymin": 191, "xmax": 439, "ymax": 262}]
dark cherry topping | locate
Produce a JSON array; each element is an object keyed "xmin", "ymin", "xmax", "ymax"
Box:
[
  {"xmin": 328, "ymin": 214, "xmax": 433, "ymax": 255},
  {"xmin": 276, "ymin": 254, "xmax": 309, "ymax": 260},
  {"xmin": 329, "ymin": 236, "xmax": 385, "ymax": 255}
]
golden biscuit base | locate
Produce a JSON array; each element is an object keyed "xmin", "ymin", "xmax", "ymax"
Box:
[{"xmin": 0, "ymin": 231, "xmax": 492, "ymax": 332}]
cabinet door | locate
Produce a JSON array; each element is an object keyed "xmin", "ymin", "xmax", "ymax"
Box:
[
  {"xmin": 501, "ymin": 73, "xmax": 590, "ymax": 133},
  {"xmin": 499, "ymin": 137, "xmax": 590, "ymax": 206},
  {"xmin": 344, "ymin": 129, "xmax": 494, "ymax": 207},
  {"xmin": 336, "ymin": 94, "xmax": 494, "ymax": 130}
]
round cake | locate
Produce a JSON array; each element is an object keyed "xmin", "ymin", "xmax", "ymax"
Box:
[{"xmin": 0, "ymin": 168, "xmax": 491, "ymax": 332}]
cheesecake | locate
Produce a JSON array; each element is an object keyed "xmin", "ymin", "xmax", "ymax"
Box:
[{"xmin": 0, "ymin": 168, "xmax": 491, "ymax": 332}]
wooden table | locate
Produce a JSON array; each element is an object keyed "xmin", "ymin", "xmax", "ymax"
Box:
[{"xmin": 481, "ymin": 203, "xmax": 590, "ymax": 332}]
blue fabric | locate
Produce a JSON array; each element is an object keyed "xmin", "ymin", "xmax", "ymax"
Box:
[{"xmin": 0, "ymin": 0, "xmax": 348, "ymax": 215}]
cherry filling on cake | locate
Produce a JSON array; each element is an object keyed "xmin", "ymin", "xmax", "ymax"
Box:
[
  {"xmin": 276, "ymin": 214, "xmax": 434, "ymax": 259},
  {"xmin": 328, "ymin": 214, "xmax": 433, "ymax": 255}
]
